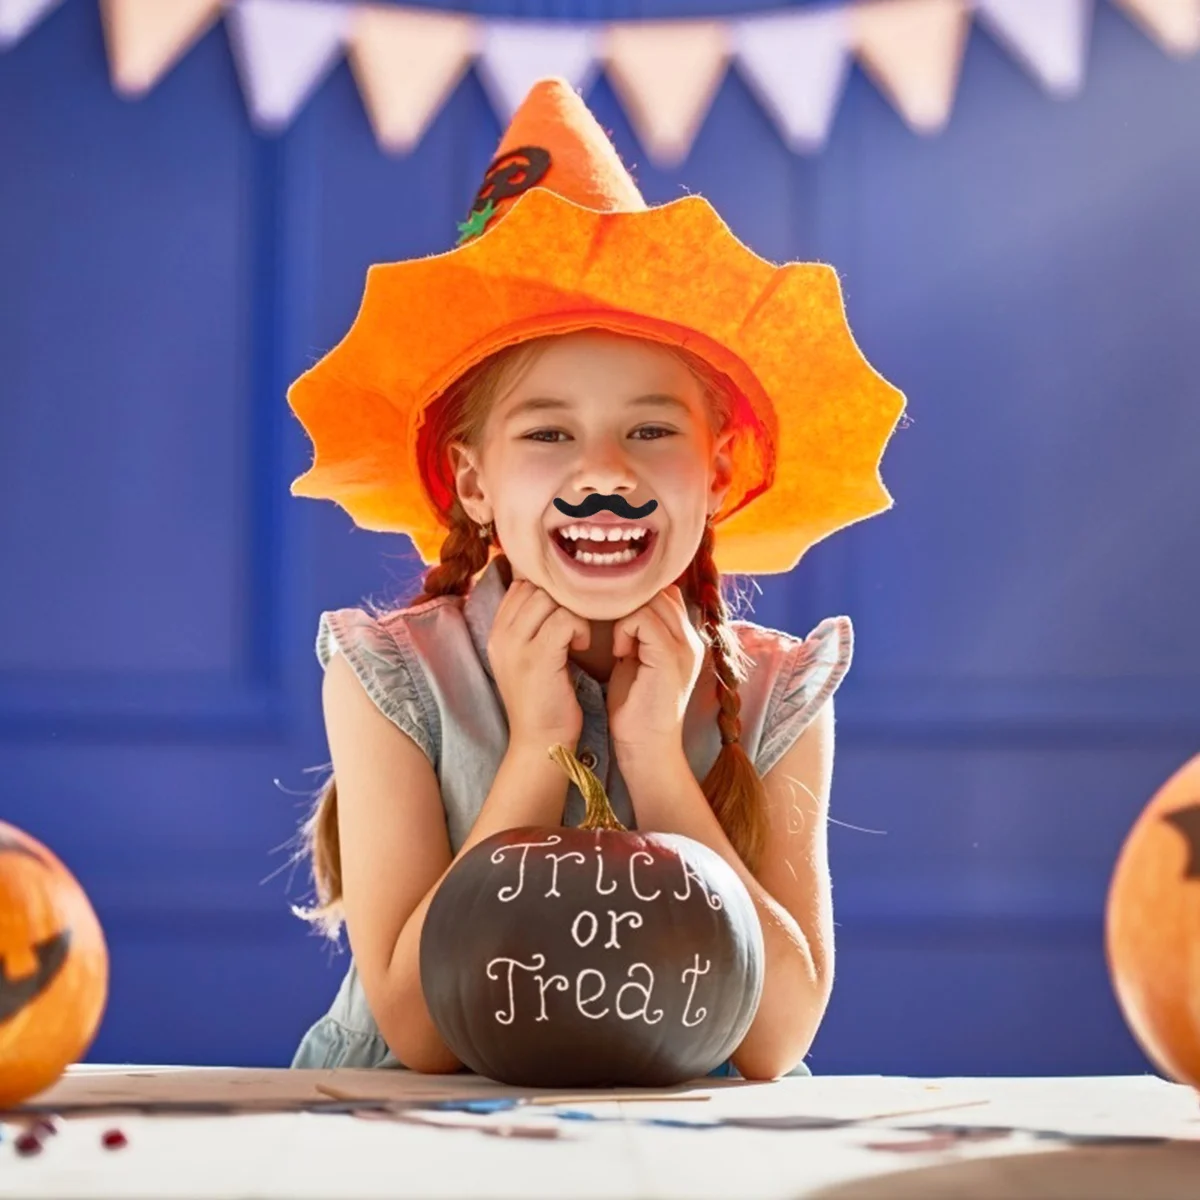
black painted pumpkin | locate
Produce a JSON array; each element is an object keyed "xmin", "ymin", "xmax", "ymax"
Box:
[
  {"xmin": 0, "ymin": 821, "xmax": 109, "ymax": 1107},
  {"xmin": 420, "ymin": 745, "xmax": 765, "ymax": 1087}
]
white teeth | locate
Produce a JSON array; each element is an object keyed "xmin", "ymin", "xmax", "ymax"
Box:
[
  {"xmin": 551, "ymin": 523, "xmax": 652, "ymax": 568},
  {"xmin": 576, "ymin": 547, "xmax": 639, "ymax": 565},
  {"xmin": 556, "ymin": 524, "xmax": 647, "ymax": 543}
]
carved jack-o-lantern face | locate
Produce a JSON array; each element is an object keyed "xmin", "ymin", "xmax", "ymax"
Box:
[
  {"xmin": 0, "ymin": 821, "xmax": 109, "ymax": 1107},
  {"xmin": 1106, "ymin": 754, "xmax": 1200, "ymax": 1088}
]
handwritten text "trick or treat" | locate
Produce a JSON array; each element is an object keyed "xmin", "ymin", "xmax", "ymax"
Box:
[{"xmin": 482, "ymin": 833, "xmax": 724, "ymax": 1029}]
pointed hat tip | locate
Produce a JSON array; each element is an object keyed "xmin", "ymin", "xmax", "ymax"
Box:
[{"xmin": 481, "ymin": 73, "xmax": 646, "ymax": 217}]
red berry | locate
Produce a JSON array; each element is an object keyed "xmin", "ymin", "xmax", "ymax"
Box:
[
  {"xmin": 15, "ymin": 1132, "xmax": 42, "ymax": 1157},
  {"xmin": 101, "ymin": 1128, "xmax": 127, "ymax": 1150}
]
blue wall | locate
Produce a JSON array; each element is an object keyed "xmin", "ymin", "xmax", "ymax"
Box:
[{"xmin": 2, "ymin": 0, "xmax": 1197, "ymax": 1075}]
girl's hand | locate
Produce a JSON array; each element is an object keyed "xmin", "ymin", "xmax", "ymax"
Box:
[
  {"xmin": 607, "ymin": 585, "xmax": 706, "ymax": 764},
  {"xmin": 488, "ymin": 580, "xmax": 589, "ymax": 752}
]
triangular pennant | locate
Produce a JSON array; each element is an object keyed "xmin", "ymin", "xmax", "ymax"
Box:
[
  {"xmin": 1111, "ymin": 0, "xmax": 1200, "ymax": 57},
  {"xmin": 0, "ymin": 0, "xmax": 61, "ymax": 49},
  {"xmin": 476, "ymin": 22, "xmax": 600, "ymax": 125},
  {"xmin": 731, "ymin": 6, "xmax": 853, "ymax": 153},
  {"xmin": 99, "ymin": 0, "xmax": 224, "ymax": 97},
  {"xmin": 602, "ymin": 20, "xmax": 730, "ymax": 168},
  {"xmin": 974, "ymin": 0, "xmax": 1093, "ymax": 97},
  {"xmin": 225, "ymin": 0, "xmax": 351, "ymax": 133},
  {"xmin": 348, "ymin": 6, "xmax": 478, "ymax": 154},
  {"xmin": 851, "ymin": 0, "xmax": 970, "ymax": 134}
]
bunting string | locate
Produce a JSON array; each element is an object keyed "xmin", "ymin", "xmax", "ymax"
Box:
[{"xmin": 1, "ymin": 0, "xmax": 1197, "ymax": 165}]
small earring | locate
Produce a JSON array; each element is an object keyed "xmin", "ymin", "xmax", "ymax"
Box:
[{"xmin": 477, "ymin": 520, "xmax": 493, "ymax": 540}]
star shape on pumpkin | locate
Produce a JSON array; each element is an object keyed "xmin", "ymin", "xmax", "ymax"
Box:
[{"xmin": 456, "ymin": 199, "xmax": 496, "ymax": 246}]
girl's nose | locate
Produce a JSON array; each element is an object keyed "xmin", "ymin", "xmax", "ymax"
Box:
[{"xmin": 572, "ymin": 444, "xmax": 638, "ymax": 493}]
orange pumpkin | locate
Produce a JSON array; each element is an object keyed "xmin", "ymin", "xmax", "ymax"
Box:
[
  {"xmin": 0, "ymin": 821, "xmax": 109, "ymax": 1107},
  {"xmin": 1105, "ymin": 752, "xmax": 1200, "ymax": 1088}
]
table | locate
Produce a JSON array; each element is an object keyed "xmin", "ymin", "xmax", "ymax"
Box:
[{"xmin": 2, "ymin": 1065, "xmax": 1198, "ymax": 1199}]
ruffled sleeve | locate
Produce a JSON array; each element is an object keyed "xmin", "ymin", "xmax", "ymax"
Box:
[
  {"xmin": 755, "ymin": 616, "xmax": 853, "ymax": 778},
  {"xmin": 316, "ymin": 609, "xmax": 438, "ymax": 766}
]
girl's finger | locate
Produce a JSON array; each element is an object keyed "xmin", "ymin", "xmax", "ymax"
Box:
[
  {"xmin": 495, "ymin": 580, "xmax": 548, "ymax": 641},
  {"xmin": 509, "ymin": 586, "xmax": 563, "ymax": 645},
  {"xmin": 537, "ymin": 605, "xmax": 591, "ymax": 654},
  {"xmin": 493, "ymin": 578, "xmax": 530, "ymax": 630},
  {"xmin": 617, "ymin": 606, "xmax": 672, "ymax": 666},
  {"xmin": 494, "ymin": 581, "xmax": 538, "ymax": 641},
  {"xmin": 659, "ymin": 584, "xmax": 688, "ymax": 619},
  {"xmin": 612, "ymin": 620, "xmax": 635, "ymax": 660},
  {"xmin": 646, "ymin": 588, "xmax": 690, "ymax": 645}
]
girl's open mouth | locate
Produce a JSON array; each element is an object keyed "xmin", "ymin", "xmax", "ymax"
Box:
[{"xmin": 550, "ymin": 527, "xmax": 657, "ymax": 578}]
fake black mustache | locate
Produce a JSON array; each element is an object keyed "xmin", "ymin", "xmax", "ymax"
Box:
[{"xmin": 554, "ymin": 495, "xmax": 658, "ymax": 521}]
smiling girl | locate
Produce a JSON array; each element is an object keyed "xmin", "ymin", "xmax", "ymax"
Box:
[{"xmin": 286, "ymin": 79, "xmax": 904, "ymax": 1081}]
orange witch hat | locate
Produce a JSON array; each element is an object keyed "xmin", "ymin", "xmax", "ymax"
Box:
[{"xmin": 287, "ymin": 78, "xmax": 906, "ymax": 576}]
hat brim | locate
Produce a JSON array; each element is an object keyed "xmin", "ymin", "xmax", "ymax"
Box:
[{"xmin": 288, "ymin": 187, "xmax": 905, "ymax": 576}]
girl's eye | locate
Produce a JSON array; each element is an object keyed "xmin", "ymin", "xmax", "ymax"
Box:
[{"xmin": 522, "ymin": 426, "xmax": 677, "ymax": 443}]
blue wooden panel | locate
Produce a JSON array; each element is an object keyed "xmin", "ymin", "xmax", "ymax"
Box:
[
  {"xmin": 809, "ymin": 928, "xmax": 1151, "ymax": 1076},
  {"xmin": 86, "ymin": 918, "xmax": 346, "ymax": 1069},
  {"xmin": 827, "ymin": 744, "xmax": 1189, "ymax": 917},
  {"xmin": 0, "ymin": 5, "xmax": 252, "ymax": 678},
  {"xmin": 832, "ymin": 14, "xmax": 1200, "ymax": 695}
]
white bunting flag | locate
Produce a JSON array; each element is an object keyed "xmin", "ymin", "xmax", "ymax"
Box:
[
  {"xmin": 4, "ymin": 0, "xmax": 1199, "ymax": 158},
  {"xmin": 349, "ymin": 5, "xmax": 478, "ymax": 154},
  {"xmin": 1111, "ymin": 0, "xmax": 1200, "ymax": 57},
  {"xmin": 732, "ymin": 6, "xmax": 853, "ymax": 153},
  {"xmin": 100, "ymin": 0, "xmax": 224, "ymax": 97},
  {"xmin": 851, "ymin": 0, "xmax": 970, "ymax": 135},
  {"xmin": 602, "ymin": 19, "xmax": 730, "ymax": 167},
  {"xmin": 226, "ymin": 0, "xmax": 351, "ymax": 133},
  {"xmin": 0, "ymin": 0, "xmax": 61, "ymax": 49},
  {"xmin": 476, "ymin": 21, "xmax": 600, "ymax": 125},
  {"xmin": 974, "ymin": 0, "xmax": 1093, "ymax": 97}
]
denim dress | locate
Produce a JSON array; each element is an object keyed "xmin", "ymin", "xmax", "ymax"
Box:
[{"xmin": 292, "ymin": 557, "xmax": 852, "ymax": 1080}]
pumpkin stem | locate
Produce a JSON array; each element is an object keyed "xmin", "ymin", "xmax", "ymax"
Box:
[{"xmin": 547, "ymin": 745, "xmax": 628, "ymax": 832}]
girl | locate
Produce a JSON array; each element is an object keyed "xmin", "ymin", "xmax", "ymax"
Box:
[{"xmin": 285, "ymin": 78, "xmax": 904, "ymax": 1081}]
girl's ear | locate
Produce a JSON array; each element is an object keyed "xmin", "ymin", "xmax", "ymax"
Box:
[
  {"xmin": 708, "ymin": 428, "xmax": 736, "ymax": 516},
  {"xmin": 448, "ymin": 440, "xmax": 489, "ymax": 523}
]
